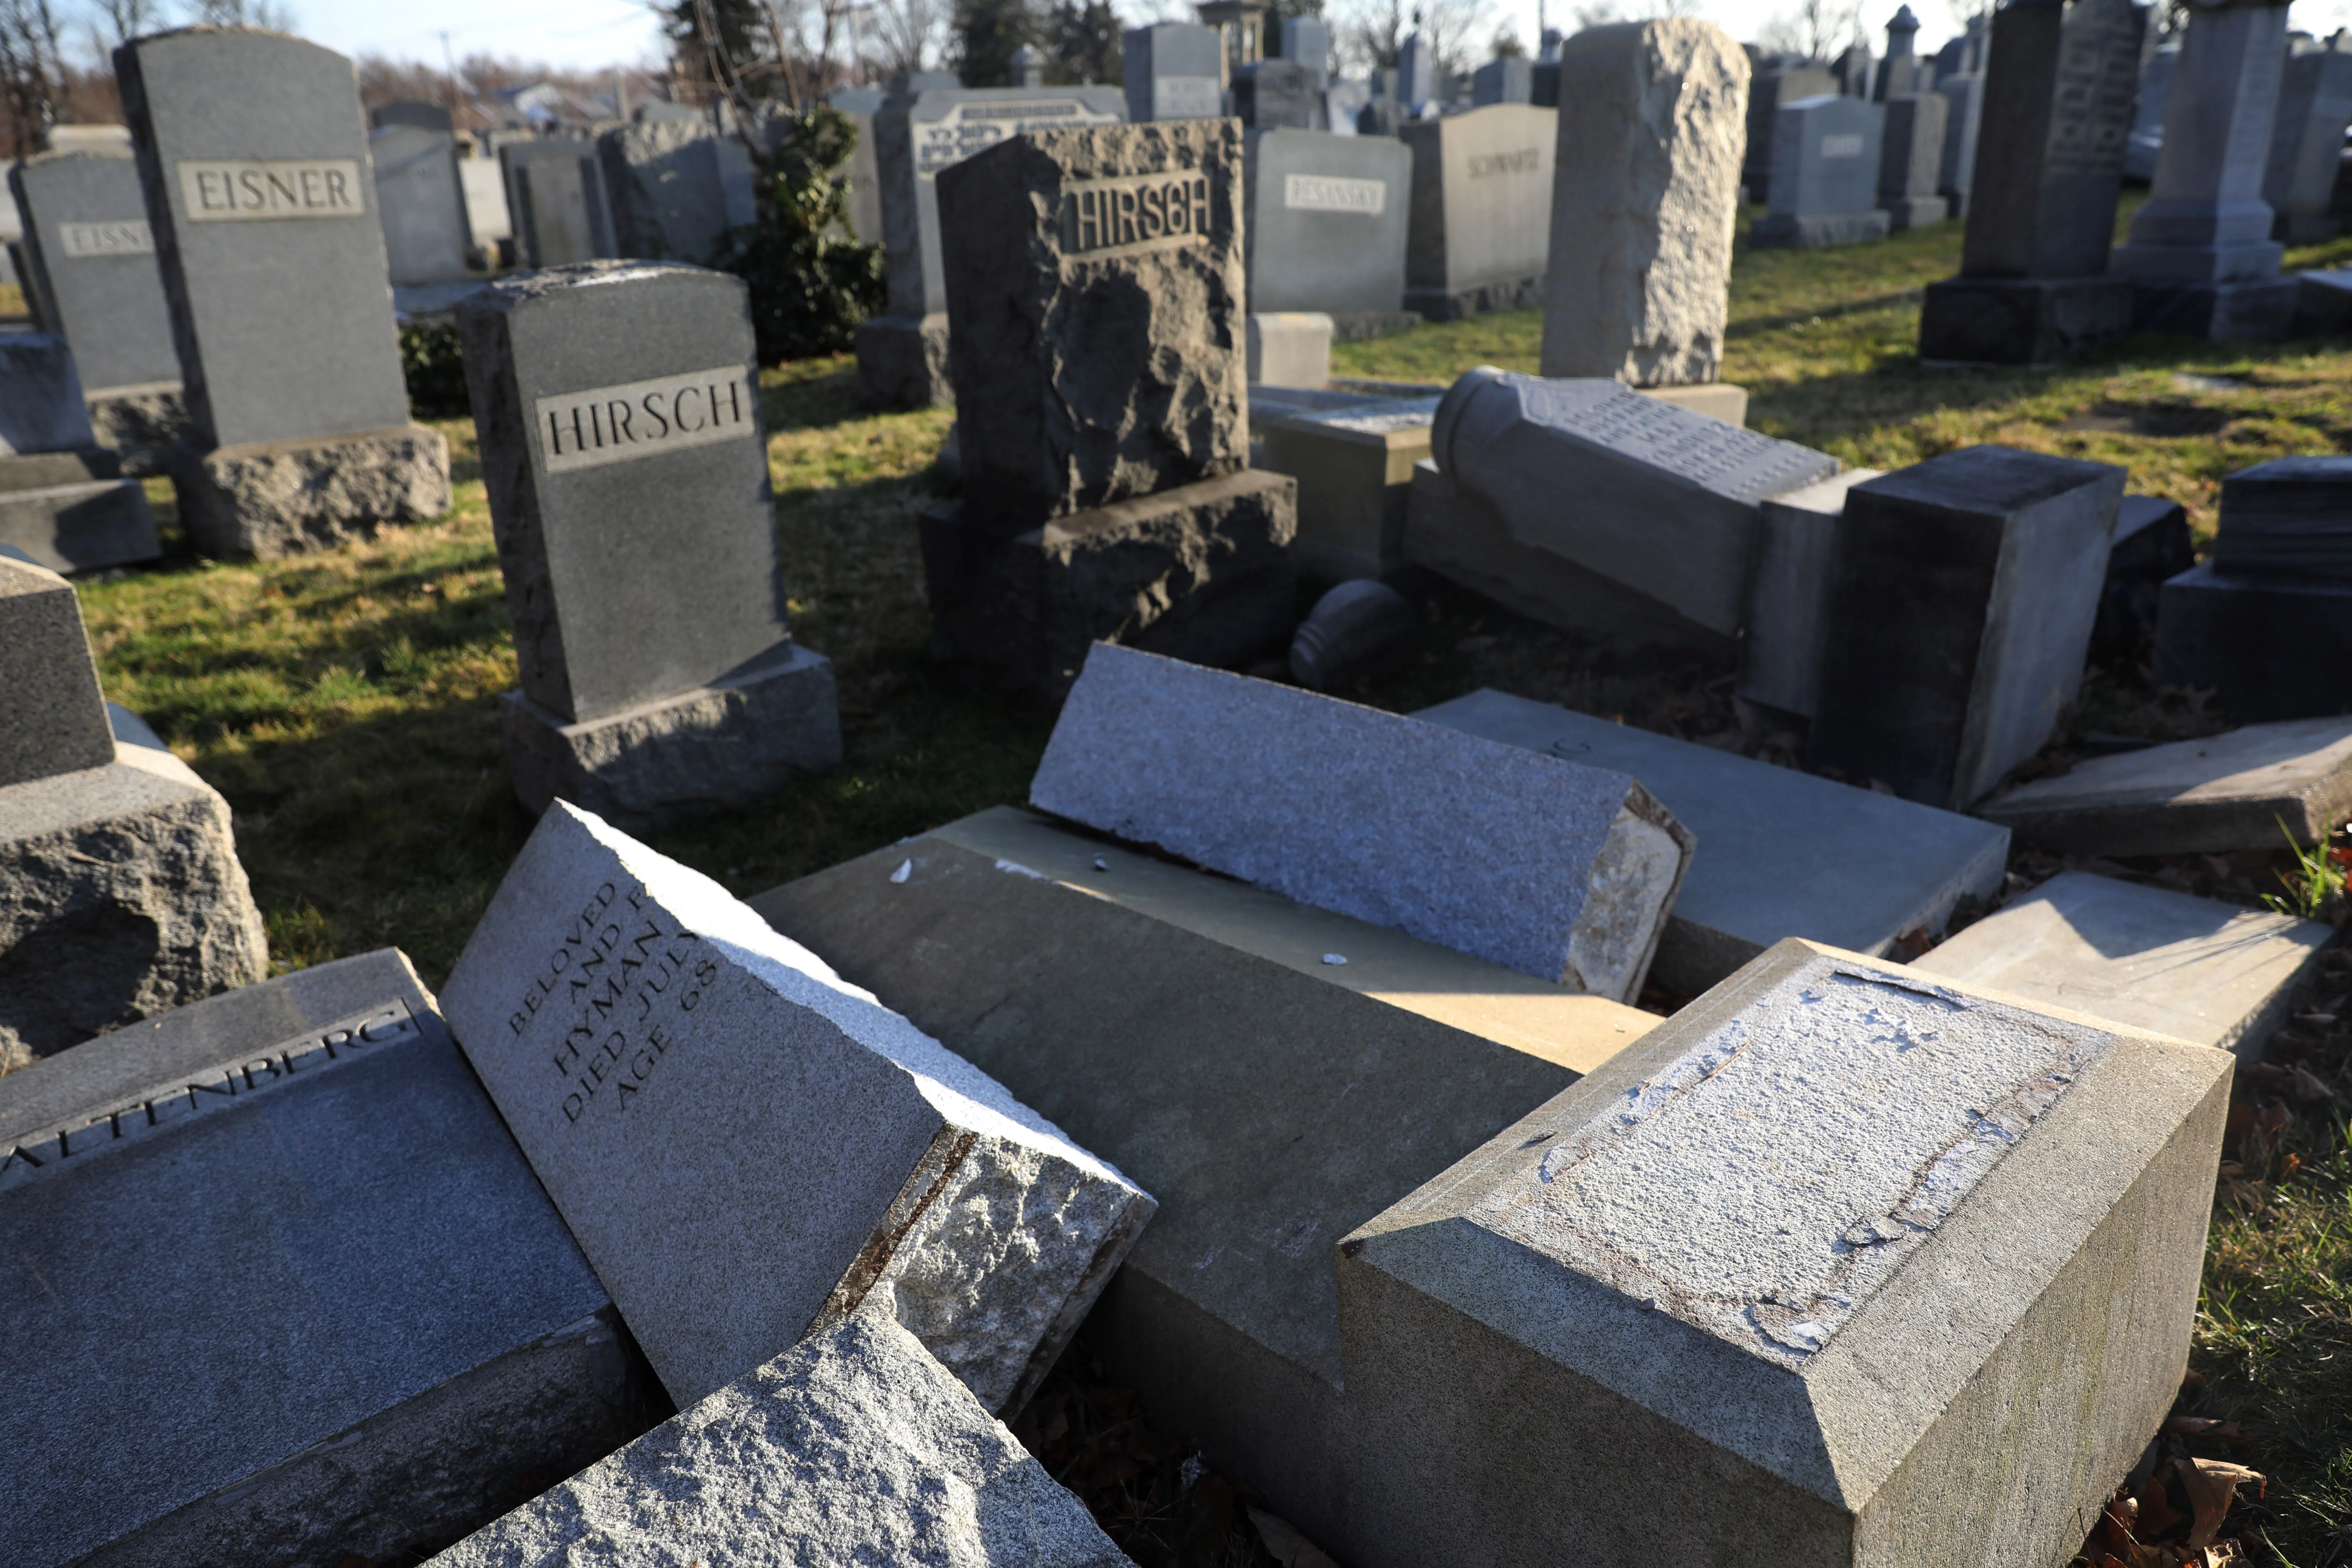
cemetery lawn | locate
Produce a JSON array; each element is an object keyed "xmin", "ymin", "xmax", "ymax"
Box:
[{"xmin": 70, "ymin": 208, "xmax": 2352, "ymax": 1564}]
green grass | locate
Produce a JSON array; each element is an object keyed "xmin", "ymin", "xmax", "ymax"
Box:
[{"xmin": 69, "ymin": 207, "xmax": 2352, "ymax": 1563}]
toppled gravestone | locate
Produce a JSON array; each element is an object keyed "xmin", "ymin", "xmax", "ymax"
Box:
[
  {"xmin": 752, "ymin": 804, "xmax": 1658, "ymax": 1549},
  {"xmin": 1029, "ymin": 643, "xmax": 1694, "ymax": 1002},
  {"xmin": 0, "ymin": 554, "xmax": 266, "ymax": 1066},
  {"xmin": 438, "ymin": 800, "xmax": 1156, "ymax": 1413},
  {"xmin": 0, "ymin": 949, "xmax": 636, "ymax": 1568},
  {"xmin": 0, "ymin": 331, "xmax": 160, "ymax": 574},
  {"xmin": 428, "ymin": 1307, "xmax": 1132, "ymax": 1568},
  {"xmin": 922, "ymin": 118, "xmax": 1298, "ymax": 701},
  {"xmin": 1338, "ymin": 937, "xmax": 2233, "ymax": 1568}
]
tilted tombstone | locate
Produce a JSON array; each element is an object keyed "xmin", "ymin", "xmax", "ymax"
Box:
[
  {"xmin": 1243, "ymin": 128, "xmax": 1414, "ymax": 325},
  {"xmin": 0, "ymin": 949, "xmax": 641, "ymax": 1568},
  {"xmin": 427, "ymin": 1309, "xmax": 1135, "ymax": 1568},
  {"xmin": 1742, "ymin": 61, "xmax": 1838, "ymax": 201},
  {"xmin": 370, "ymin": 121, "xmax": 472, "ymax": 284},
  {"xmin": 598, "ymin": 118, "xmax": 758, "ymax": 265},
  {"xmin": 1875, "ymin": 89, "xmax": 1948, "ymax": 227},
  {"xmin": 0, "ymin": 329, "xmax": 159, "ymax": 571},
  {"xmin": 2110, "ymin": 0, "xmax": 2298, "ymax": 337},
  {"xmin": 500, "ymin": 138, "xmax": 614, "ymax": 266},
  {"xmin": 1032, "ymin": 643, "xmax": 1695, "ymax": 1000},
  {"xmin": 924, "ymin": 119, "xmax": 1299, "ymax": 700},
  {"xmin": 2262, "ymin": 35, "xmax": 2352, "ymax": 242},
  {"xmin": 1430, "ymin": 368, "xmax": 1839, "ymax": 636},
  {"xmin": 1400, "ymin": 103, "xmax": 1556, "ymax": 319},
  {"xmin": 115, "ymin": 27, "xmax": 452, "ymax": 558},
  {"xmin": 2126, "ymin": 43, "xmax": 2179, "ymax": 181},
  {"xmin": 437, "ymin": 800, "xmax": 1156, "ymax": 1414},
  {"xmin": 455, "ymin": 262, "xmax": 841, "ymax": 829},
  {"xmin": 753, "ymin": 814, "xmax": 1658, "ymax": 1549},
  {"xmin": 1753, "ymin": 94, "xmax": 1890, "ymax": 247},
  {"xmin": 1338, "ymin": 937, "xmax": 2232, "ymax": 1568},
  {"xmin": 1124, "ymin": 23, "xmax": 1225, "ymax": 122},
  {"xmin": 1540, "ymin": 21, "xmax": 1748, "ymax": 388},
  {"xmin": 0, "ymin": 555, "xmax": 266, "ymax": 1065},
  {"xmin": 856, "ymin": 84, "xmax": 1127, "ymax": 410},
  {"xmin": 1809, "ymin": 445, "xmax": 2126, "ymax": 809},
  {"xmin": 1917, "ymin": 0, "xmax": 2148, "ymax": 362}
]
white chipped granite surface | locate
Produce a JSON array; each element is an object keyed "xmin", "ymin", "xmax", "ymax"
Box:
[
  {"xmin": 430, "ymin": 1308, "xmax": 1133, "ymax": 1568},
  {"xmin": 1473, "ymin": 953, "xmax": 2118, "ymax": 1367},
  {"xmin": 1028, "ymin": 644, "xmax": 1692, "ymax": 1001},
  {"xmin": 439, "ymin": 802, "xmax": 1154, "ymax": 1413}
]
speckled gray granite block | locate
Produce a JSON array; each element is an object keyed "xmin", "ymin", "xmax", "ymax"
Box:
[
  {"xmin": 439, "ymin": 801, "xmax": 1155, "ymax": 1414},
  {"xmin": 1029, "ymin": 643, "xmax": 1694, "ymax": 1001},
  {"xmin": 1337, "ymin": 937, "xmax": 2232, "ymax": 1568},
  {"xmin": 430, "ymin": 1308, "xmax": 1133, "ymax": 1568},
  {"xmin": 0, "ymin": 949, "xmax": 632, "ymax": 1568},
  {"xmin": 0, "ymin": 554, "xmax": 115, "ymax": 786}
]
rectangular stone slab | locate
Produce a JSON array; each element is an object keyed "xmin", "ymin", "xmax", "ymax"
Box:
[
  {"xmin": 1031, "ymin": 643, "xmax": 1694, "ymax": 1001},
  {"xmin": 2153, "ymin": 560, "xmax": 2352, "ymax": 725},
  {"xmin": 1254, "ymin": 394, "xmax": 1438, "ymax": 581},
  {"xmin": 0, "ymin": 948, "xmax": 628, "ymax": 1568},
  {"xmin": 116, "ymin": 28, "xmax": 413, "ymax": 449},
  {"xmin": 751, "ymin": 805, "xmax": 1654, "ymax": 1546},
  {"xmin": 1976, "ymin": 716, "xmax": 2352, "ymax": 856},
  {"xmin": 1738, "ymin": 467, "xmax": 1883, "ymax": 717},
  {"xmin": 370, "ymin": 122, "xmax": 471, "ymax": 284},
  {"xmin": 1337, "ymin": 937, "xmax": 2231, "ymax": 1568},
  {"xmin": 0, "ymin": 477, "xmax": 162, "ymax": 577},
  {"xmin": 1400, "ymin": 105, "xmax": 1556, "ymax": 296},
  {"xmin": 0, "ymin": 554, "xmax": 114, "ymax": 787},
  {"xmin": 7, "ymin": 151, "xmax": 183, "ymax": 396},
  {"xmin": 1415, "ymin": 689, "xmax": 2010, "ymax": 996},
  {"xmin": 1914, "ymin": 870, "xmax": 2329, "ymax": 1054},
  {"xmin": 1764, "ymin": 93, "xmax": 1882, "ymax": 220},
  {"xmin": 0, "ymin": 333, "xmax": 96, "ymax": 456},
  {"xmin": 438, "ymin": 801, "xmax": 1154, "ymax": 1414},
  {"xmin": 429, "ymin": 1309, "xmax": 1131, "ymax": 1568},
  {"xmin": 1243, "ymin": 128, "xmax": 1413, "ymax": 315},
  {"xmin": 2210, "ymin": 455, "xmax": 2352, "ymax": 579}
]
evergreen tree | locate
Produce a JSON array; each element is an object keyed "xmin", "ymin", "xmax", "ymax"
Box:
[
  {"xmin": 1264, "ymin": 0, "xmax": 1324, "ymax": 55},
  {"xmin": 952, "ymin": 0, "xmax": 1037, "ymax": 85},
  {"xmin": 1048, "ymin": 0, "xmax": 1120, "ymax": 84},
  {"xmin": 666, "ymin": 0, "xmax": 769, "ymax": 93}
]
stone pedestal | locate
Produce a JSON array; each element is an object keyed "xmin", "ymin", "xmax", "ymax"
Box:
[
  {"xmin": 1247, "ymin": 311, "xmax": 1334, "ymax": 388},
  {"xmin": 1752, "ymin": 208, "xmax": 1891, "ymax": 247},
  {"xmin": 2110, "ymin": 0, "xmax": 2294, "ymax": 339},
  {"xmin": 82, "ymin": 380, "xmax": 190, "ymax": 476},
  {"xmin": 854, "ymin": 312, "xmax": 952, "ymax": 408},
  {"xmin": 502, "ymin": 643, "xmax": 842, "ymax": 833},
  {"xmin": 174, "ymin": 425, "xmax": 453, "ymax": 560},
  {"xmin": 1917, "ymin": 275, "xmax": 2136, "ymax": 364},
  {"xmin": 921, "ymin": 469, "xmax": 1299, "ymax": 703},
  {"xmin": 1253, "ymin": 391, "xmax": 1438, "ymax": 581},
  {"xmin": 2153, "ymin": 561, "xmax": 2352, "ymax": 722}
]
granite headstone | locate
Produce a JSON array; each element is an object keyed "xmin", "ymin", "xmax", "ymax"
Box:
[
  {"xmin": 371, "ymin": 122, "xmax": 472, "ymax": 284},
  {"xmin": 1243, "ymin": 128, "xmax": 1413, "ymax": 322},
  {"xmin": 1876, "ymin": 89, "xmax": 1949, "ymax": 227},
  {"xmin": 1753, "ymin": 94, "xmax": 1891, "ymax": 247},
  {"xmin": 597, "ymin": 118, "xmax": 758, "ymax": 265},
  {"xmin": 1401, "ymin": 104, "xmax": 1556, "ymax": 319},
  {"xmin": 2265, "ymin": 36, "xmax": 2352, "ymax": 242},
  {"xmin": 1123, "ymin": 23, "xmax": 1225, "ymax": 122}
]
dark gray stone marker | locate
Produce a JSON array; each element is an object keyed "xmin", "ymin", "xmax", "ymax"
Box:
[
  {"xmin": 0, "ymin": 948, "xmax": 641, "ymax": 1568},
  {"xmin": 598, "ymin": 119, "xmax": 757, "ymax": 265},
  {"xmin": 1810, "ymin": 444, "xmax": 2126, "ymax": 808},
  {"xmin": 1743, "ymin": 63, "xmax": 1839, "ymax": 200},
  {"xmin": 0, "ymin": 333, "xmax": 95, "ymax": 456},
  {"xmin": 7, "ymin": 151, "xmax": 181, "ymax": 396},
  {"xmin": 116, "ymin": 26, "xmax": 452, "ymax": 556},
  {"xmin": 0, "ymin": 554, "xmax": 114, "ymax": 786},
  {"xmin": 1875, "ymin": 91, "xmax": 1949, "ymax": 229},
  {"xmin": 0, "ymin": 329, "xmax": 158, "ymax": 572},
  {"xmin": 1244, "ymin": 127, "xmax": 1413, "ymax": 320},
  {"xmin": 2090, "ymin": 493, "xmax": 2194, "ymax": 665},
  {"xmin": 1124, "ymin": 23, "xmax": 1225, "ymax": 121},
  {"xmin": 1916, "ymin": 0, "xmax": 2145, "ymax": 362},
  {"xmin": 500, "ymin": 138, "xmax": 615, "ymax": 266},
  {"xmin": 1752, "ymin": 94, "xmax": 1891, "ymax": 248},
  {"xmin": 456, "ymin": 261, "xmax": 840, "ymax": 828},
  {"xmin": 2154, "ymin": 563, "xmax": 2352, "ymax": 723},
  {"xmin": 370, "ymin": 122, "xmax": 471, "ymax": 284},
  {"xmin": 2209, "ymin": 455, "xmax": 2352, "ymax": 577},
  {"xmin": 1238, "ymin": 59, "xmax": 1323, "ymax": 128}
]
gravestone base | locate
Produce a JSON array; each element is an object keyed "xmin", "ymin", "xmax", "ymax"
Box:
[
  {"xmin": 0, "ymin": 477, "xmax": 161, "ymax": 574},
  {"xmin": 2278, "ymin": 210, "xmax": 2339, "ymax": 244},
  {"xmin": 84, "ymin": 381, "xmax": 191, "ymax": 477},
  {"xmin": 1750, "ymin": 209, "xmax": 1891, "ymax": 248},
  {"xmin": 1247, "ymin": 312, "xmax": 1334, "ymax": 389},
  {"xmin": 1402, "ymin": 461, "xmax": 1733, "ymax": 654},
  {"xmin": 501, "ymin": 642, "xmax": 843, "ymax": 832},
  {"xmin": 1881, "ymin": 194, "xmax": 1948, "ymax": 229},
  {"xmin": 1254, "ymin": 395, "xmax": 1439, "ymax": 583},
  {"xmin": 1917, "ymin": 275, "xmax": 2135, "ymax": 364},
  {"xmin": 2294, "ymin": 268, "xmax": 2352, "ymax": 332},
  {"xmin": 2127, "ymin": 277, "xmax": 2299, "ymax": 341},
  {"xmin": 0, "ymin": 739, "xmax": 268, "ymax": 1069},
  {"xmin": 0, "ymin": 447, "xmax": 118, "ymax": 490},
  {"xmin": 854, "ymin": 312, "xmax": 951, "ymax": 410},
  {"xmin": 919, "ymin": 469, "xmax": 1299, "ymax": 705},
  {"xmin": 176, "ymin": 426, "xmax": 453, "ymax": 561},
  {"xmin": 1329, "ymin": 309, "xmax": 1425, "ymax": 342},
  {"xmin": 2153, "ymin": 562, "xmax": 2352, "ymax": 724},
  {"xmin": 1403, "ymin": 274, "xmax": 1545, "ymax": 322}
]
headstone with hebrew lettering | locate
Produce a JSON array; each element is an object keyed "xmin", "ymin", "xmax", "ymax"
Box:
[
  {"xmin": 114, "ymin": 26, "xmax": 451, "ymax": 557},
  {"xmin": 1337, "ymin": 936, "xmax": 2231, "ymax": 1568},
  {"xmin": 1430, "ymin": 368, "xmax": 1840, "ymax": 635},
  {"xmin": 855, "ymin": 83, "xmax": 1127, "ymax": 409},
  {"xmin": 1400, "ymin": 104, "xmax": 1556, "ymax": 319},
  {"xmin": 1243, "ymin": 128, "xmax": 1413, "ymax": 324},
  {"xmin": 437, "ymin": 800, "xmax": 1156, "ymax": 1415},
  {"xmin": 455, "ymin": 261, "xmax": 840, "ymax": 829},
  {"xmin": 0, "ymin": 949, "xmax": 634, "ymax": 1568}
]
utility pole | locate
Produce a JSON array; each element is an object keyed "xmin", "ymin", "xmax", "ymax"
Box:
[{"xmin": 438, "ymin": 29, "xmax": 458, "ymax": 113}]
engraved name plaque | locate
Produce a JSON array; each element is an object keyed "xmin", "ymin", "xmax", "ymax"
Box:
[
  {"xmin": 1820, "ymin": 133, "xmax": 1865, "ymax": 158},
  {"xmin": 1466, "ymin": 148, "xmax": 1543, "ymax": 179},
  {"xmin": 1284, "ymin": 171, "xmax": 1388, "ymax": 214},
  {"xmin": 535, "ymin": 365, "xmax": 758, "ymax": 475},
  {"xmin": 178, "ymin": 158, "xmax": 366, "ymax": 221},
  {"xmin": 1154, "ymin": 77, "xmax": 1225, "ymax": 119},
  {"xmin": 1060, "ymin": 171, "xmax": 1212, "ymax": 257},
  {"xmin": 59, "ymin": 218, "xmax": 156, "ymax": 258}
]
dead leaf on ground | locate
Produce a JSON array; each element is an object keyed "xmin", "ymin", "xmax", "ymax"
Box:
[
  {"xmin": 1249, "ymin": 1506, "xmax": 1343, "ymax": 1568},
  {"xmin": 2176, "ymin": 1458, "xmax": 2265, "ymax": 1551},
  {"xmin": 2290, "ymin": 1065, "xmax": 2342, "ymax": 1104}
]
